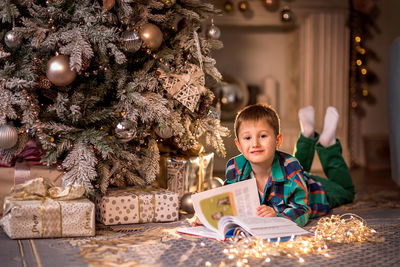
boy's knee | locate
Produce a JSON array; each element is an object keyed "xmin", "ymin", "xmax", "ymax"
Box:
[{"xmin": 327, "ymin": 189, "xmax": 354, "ymax": 209}]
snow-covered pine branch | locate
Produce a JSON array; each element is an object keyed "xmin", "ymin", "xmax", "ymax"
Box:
[
  {"xmin": 62, "ymin": 141, "xmax": 98, "ymax": 192},
  {"xmin": 138, "ymin": 138, "xmax": 160, "ymax": 184}
]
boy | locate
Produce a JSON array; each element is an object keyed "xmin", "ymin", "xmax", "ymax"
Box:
[{"xmin": 224, "ymin": 104, "xmax": 355, "ymax": 226}]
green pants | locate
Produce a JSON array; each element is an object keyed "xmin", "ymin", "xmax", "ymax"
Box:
[{"xmin": 294, "ymin": 134, "xmax": 355, "ymax": 208}]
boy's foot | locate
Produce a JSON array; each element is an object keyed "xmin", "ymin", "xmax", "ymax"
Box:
[
  {"xmin": 298, "ymin": 106, "xmax": 315, "ymax": 138},
  {"xmin": 319, "ymin": 106, "xmax": 339, "ymax": 147}
]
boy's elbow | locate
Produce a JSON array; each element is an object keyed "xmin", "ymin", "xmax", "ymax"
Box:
[
  {"xmin": 298, "ymin": 213, "xmax": 309, "ymax": 227},
  {"xmin": 295, "ymin": 207, "xmax": 310, "ymax": 227}
]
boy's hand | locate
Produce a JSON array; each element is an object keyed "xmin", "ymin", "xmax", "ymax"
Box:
[
  {"xmin": 191, "ymin": 215, "xmax": 203, "ymax": 226},
  {"xmin": 257, "ymin": 205, "xmax": 277, "ymax": 217}
]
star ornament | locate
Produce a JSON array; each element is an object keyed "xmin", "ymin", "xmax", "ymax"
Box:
[{"xmin": 158, "ymin": 64, "xmax": 206, "ymax": 112}]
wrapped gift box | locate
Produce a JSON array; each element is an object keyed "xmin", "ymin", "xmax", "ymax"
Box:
[
  {"xmin": 0, "ymin": 165, "xmax": 63, "ymax": 215},
  {"xmin": 0, "ymin": 178, "xmax": 95, "ymax": 239},
  {"xmin": 156, "ymin": 152, "xmax": 214, "ymax": 198},
  {"xmin": 95, "ymin": 188, "xmax": 179, "ymax": 225},
  {"xmin": 1, "ymin": 197, "xmax": 95, "ymax": 239}
]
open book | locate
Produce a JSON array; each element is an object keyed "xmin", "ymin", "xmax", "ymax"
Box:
[{"xmin": 177, "ymin": 179, "xmax": 310, "ymax": 241}]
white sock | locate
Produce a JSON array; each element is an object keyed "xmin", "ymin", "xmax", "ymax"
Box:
[
  {"xmin": 319, "ymin": 106, "xmax": 339, "ymax": 147},
  {"xmin": 298, "ymin": 106, "xmax": 315, "ymax": 138}
]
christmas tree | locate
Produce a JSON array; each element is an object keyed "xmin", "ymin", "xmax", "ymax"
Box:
[{"xmin": 0, "ymin": 0, "xmax": 228, "ymax": 193}]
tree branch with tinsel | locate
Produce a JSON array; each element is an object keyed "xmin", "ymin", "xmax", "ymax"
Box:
[{"xmin": 0, "ymin": 0, "xmax": 227, "ymax": 194}]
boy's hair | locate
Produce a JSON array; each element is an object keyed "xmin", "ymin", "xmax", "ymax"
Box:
[{"xmin": 234, "ymin": 103, "xmax": 280, "ymax": 138}]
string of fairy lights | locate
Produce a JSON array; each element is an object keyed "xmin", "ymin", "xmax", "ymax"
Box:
[
  {"xmin": 349, "ymin": 0, "xmax": 380, "ymax": 167},
  {"xmin": 215, "ymin": 214, "xmax": 383, "ymax": 266},
  {"xmin": 221, "ymin": 0, "xmax": 295, "ymax": 23}
]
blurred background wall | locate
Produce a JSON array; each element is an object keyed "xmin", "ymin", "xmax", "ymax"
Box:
[{"xmin": 208, "ymin": 0, "xmax": 399, "ymax": 176}]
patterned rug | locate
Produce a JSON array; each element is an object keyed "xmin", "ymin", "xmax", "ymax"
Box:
[
  {"xmin": 1, "ymin": 192, "xmax": 400, "ymax": 267},
  {"xmin": 2, "ymin": 208, "xmax": 399, "ymax": 267},
  {"xmin": 340, "ymin": 191, "xmax": 400, "ymax": 210}
]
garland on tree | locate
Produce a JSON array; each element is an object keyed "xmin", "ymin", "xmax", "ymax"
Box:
[{"xmin": 0, "ymin": 0, "xmax": 229, "ymax": 194}]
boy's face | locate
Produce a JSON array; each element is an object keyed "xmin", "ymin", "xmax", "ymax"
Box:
[{"xmin": 235, "ymin": 119, "xmax": 283, "ymax": 167}]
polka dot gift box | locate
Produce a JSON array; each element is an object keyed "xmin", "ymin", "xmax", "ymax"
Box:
[{"xmin": 95, "ymin": 187, "xmax": 179, "ymax": 225}]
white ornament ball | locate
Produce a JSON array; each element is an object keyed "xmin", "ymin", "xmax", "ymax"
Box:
[
  {"xmin": 4, "ymin": 30, "xmax": 22, "ymax": 48},
  {"xmin": 0, "ymin": 125, "xmax": 18, "ymax": 149},
  {"xmin": 46, "ymin": 55, "xmax": 77, "ymax": 86}
]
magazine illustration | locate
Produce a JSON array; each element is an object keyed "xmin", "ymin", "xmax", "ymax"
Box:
[{"xmin": 199, "ymin": 192, "xmax": 237, "ymax": 229}]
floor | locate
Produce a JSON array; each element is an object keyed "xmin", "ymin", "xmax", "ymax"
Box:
[
  {"xmin": 350, "ymin": 167, "xmax": 400, "ymax": 194},
  {"xmin": 1, "ymin": 167, "xmax": 399, "ymax": 266}
]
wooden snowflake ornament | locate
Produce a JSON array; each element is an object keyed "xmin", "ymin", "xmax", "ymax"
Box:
[{"xmin": 158, "ymin": 64, "xmax": 206, "ymax": 112}]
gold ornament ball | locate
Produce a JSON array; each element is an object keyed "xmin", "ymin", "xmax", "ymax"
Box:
[
  {"xmin": 46, "ymin": 55, "xmax": 77, "ymax": 86},
  {"xmin": 102, "ymin": 0, "xmax": 115, "ymax": 12},
  {"xmin": 161, "ymin": 0, "xmax": 176, "ymax": 8},
  {"xmin": 0, "ymin": 124, "xmax": 18, "ymax": 149},
  {"xmin": 139, "ymin": 23, "xmax": 163, "ymax": 50},
  {"xmin": 181, "ymin": 192, "xmax": 195, "ymax": 214}
]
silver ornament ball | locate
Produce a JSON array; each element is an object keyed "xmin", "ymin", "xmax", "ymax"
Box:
[
  {"xmin": 218, "ymin": 83, "xmax": 246, "ymax": 111},
  {"xmin": 155, "ymin": 125, "xmax": 174, "ymax": 139},
  {"xmin": 121, "ymin": 30, "xmax": 142, "ymax": 53},
  {"xmin": 207, "ymin": 106, "xmax": 221, "ymax": 120},
  {"xmin": 46, "ymin": 55, "xmax": 77, "ymax": 86},
  {"xmin": 209, "ymin": 177, "xmax": 224, "ymax": 189},
  {"xmin": 206, "ymin": 25, "xmax": 221, "ymax": 40},
  {"xmin": 181, "ymin": 192, "xmax": 195, "ymax": 214},
  {"xmin": 0, "ymin": 124, "xmax": 18, "ymax": 149},
  {"xmin": 115, "ymin": 120, "xmax": 136, "ymax": 143},
  {"xmin": 4, "ymin": 30, "xmax": 22, "ymax": 48}
]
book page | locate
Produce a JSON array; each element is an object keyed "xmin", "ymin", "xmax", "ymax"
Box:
[
  {"xmin": 176, "ymin": 226, "xmax": 221, "ymax": 240},
  {"xmin": 191, "ymin": 178, "xmax": 259, "ymax": 238},
  {"xmin": 219, "ymin": 216, "xmax": 310, "ymax": 240}
]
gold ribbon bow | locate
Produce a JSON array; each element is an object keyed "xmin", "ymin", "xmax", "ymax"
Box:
[
  {"xmin": 10, "ymin": 177, "xmax": 86, "ymax": 200},
  {"xmin": 5, "ymin": 177, "xmax": 86, "ymax": 237}
]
